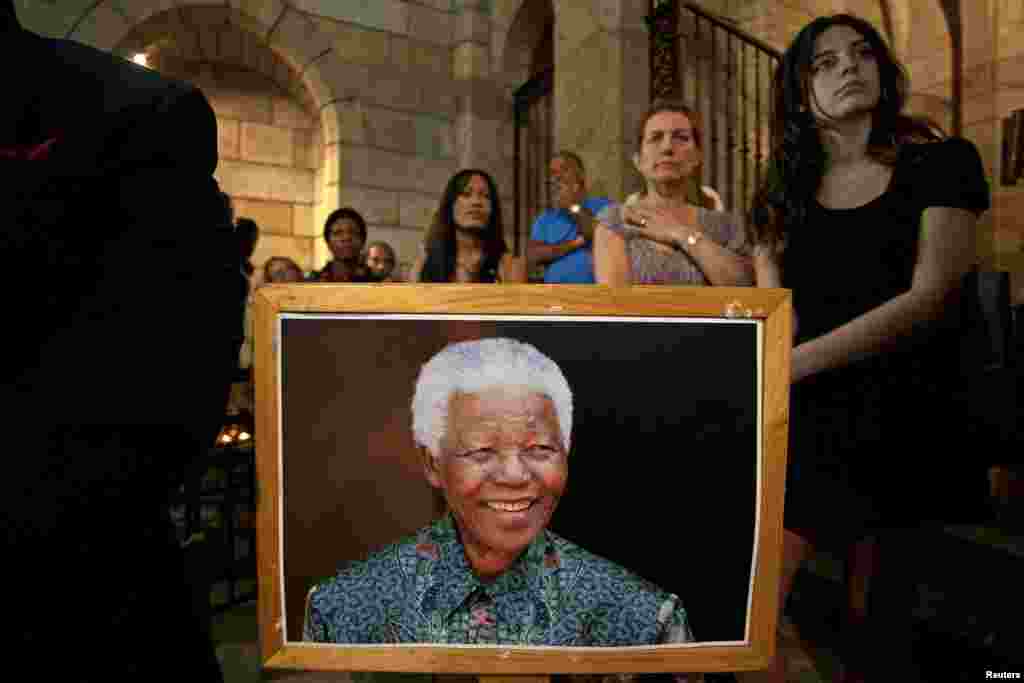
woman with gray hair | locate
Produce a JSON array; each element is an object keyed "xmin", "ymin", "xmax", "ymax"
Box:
[{"xmin": 305, "ymin": 337, "xmax": 695, "ymax": 653}]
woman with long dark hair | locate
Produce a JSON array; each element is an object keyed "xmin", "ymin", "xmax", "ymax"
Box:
[
  {"xmin": 748, "ymin": 14, "xmax": 989, "ymax": 682},
  {"xmin": 412, "ymin": 169, "xmax": 525, "ymax": 283}
]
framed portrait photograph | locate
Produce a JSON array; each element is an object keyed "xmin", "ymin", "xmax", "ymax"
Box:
[{"xmin": 254, "ymin": 284, "xmax": 792, "ymax": 677}]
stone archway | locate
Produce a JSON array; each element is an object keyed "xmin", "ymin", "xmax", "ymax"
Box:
[
  {"xmin": 46, "ymin": 0, "xmax": 371, "ymax": 273},
  {"xmin": 107, "ymin": 6, "xmax": 324, "ymax": 274},
  {"xmin": 496, "ymin": 0, "xmax": 553, "ymax": 86}
]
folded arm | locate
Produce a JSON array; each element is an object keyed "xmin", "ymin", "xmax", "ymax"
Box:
[
  {"xmin": 528, "ymin": 237, "xmax": 586, "ymax": 266},
  {"xmin": 528, "ymin": 209, "xmax": 592, "ymax": 268},
  {"xmin": 791, "ymin": 206, "xmax": 977, "ymax": 382},
  {"xmin": 679, "ymin": 208, "xmax": 753, "ymax": 286},
  {"xmin": 682, "ymin": 233, "xmax": 754, "ymax": 286},
  {"xmin": 619, "ymin": 205, "xmax": 754, "ymax": 286}
]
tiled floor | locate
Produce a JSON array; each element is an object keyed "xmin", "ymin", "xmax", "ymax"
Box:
[{"xmin": 212, "ymin": 603, "xmax": 836, "ymax": 683}]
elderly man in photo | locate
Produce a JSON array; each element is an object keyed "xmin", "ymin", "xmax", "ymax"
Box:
[
  {"xmin": 304, "ymin": 338, "xmax": 693, "ymax": 647},
  {"xmin": 527, "ymin": 152, "xmax": 611, "ymax": 283}
]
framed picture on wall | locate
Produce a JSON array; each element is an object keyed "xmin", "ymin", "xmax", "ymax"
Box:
[{"xmin": 253, "ymin": 284, "xmax": 792, "ymax": 677}]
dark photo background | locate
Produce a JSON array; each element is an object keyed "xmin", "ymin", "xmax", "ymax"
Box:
[{"xmin": 280, "ymin": 316, "xmax": 758, "ymax": 644}]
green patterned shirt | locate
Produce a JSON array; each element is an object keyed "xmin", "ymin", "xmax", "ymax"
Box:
[{"xmin": 304, "ymin": 514, "xmax": 693, "ymax": 647}]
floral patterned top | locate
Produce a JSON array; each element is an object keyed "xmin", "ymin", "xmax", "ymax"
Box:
[
  {"xmin": 598, "ymin": 203, "xmax": 752, "ymax": 284},
  {"xmin": 304, "ymin": 515, "xmax": 693, "ymax": 648}
]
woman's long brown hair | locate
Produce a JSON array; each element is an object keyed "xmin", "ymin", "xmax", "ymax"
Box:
[
  {"xmin": 750, "ymin": 14, "xmax": 944, "ymax": 248},
  {"xmin": 419, "ymin": 169, "xmax": 507, "ymax": 282}
]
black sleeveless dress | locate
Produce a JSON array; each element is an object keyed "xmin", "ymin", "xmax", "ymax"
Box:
[{"xmin": 781, "ymin": 137, "xmax": 991, "ymax": 550}]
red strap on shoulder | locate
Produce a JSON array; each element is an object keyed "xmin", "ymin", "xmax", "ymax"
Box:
[{"xmin": 0, "ymin": 135, "xmax": 59, "ymax": 161}]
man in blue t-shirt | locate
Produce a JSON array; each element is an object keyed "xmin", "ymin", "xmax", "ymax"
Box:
[{"xmin": 527, "ymin": 151, "xmax": 611, "ymax": 283}]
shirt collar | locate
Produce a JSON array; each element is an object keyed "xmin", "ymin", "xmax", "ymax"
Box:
[{"xmin": 411, "ymin": 514, "xmax": 553, "ymax": 621}]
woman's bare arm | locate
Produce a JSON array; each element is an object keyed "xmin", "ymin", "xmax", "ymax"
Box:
[
  {"xmin": 753, "ymin": 243, "xmax": 798, "ymax": 340},
  {"xmin": 684, "ymin": 235, "xmax": 754, "ymax": 286},
  {"xmin": 593, "ymin": 222, "xmax": 632, "ymax": 285},
  {"xmin": 791, "ymin": 206, "xmax": 976, "ymax": 382},
  {"xmin": 752, "ymin": 245, "xmax": 783, "ymax": 287}
]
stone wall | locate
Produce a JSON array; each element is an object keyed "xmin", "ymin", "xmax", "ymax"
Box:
[
  {"xmin": 20, "ymin": 0, "xmax": 520, "ymax": 274},
  {"xmin": 17, "ymin": 0, "xmax": 1024, "ymax": 296},
  {"xmin": 298, "ymin": 0, "xmax": 517, "ymax": 271},
  {"xmin": 552, "ymin": 1, "xmax": 651, "ymax": 202},
  {"xmin": 985, "ymin": 0, "xmax": 1024, "ymax": 297},
  {"xmin": 158, "ymin": 58, "xmax": 322, "ymax": 275}
]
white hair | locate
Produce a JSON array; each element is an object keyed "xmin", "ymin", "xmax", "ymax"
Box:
[{"xmin": 411, "ymin": 337, "xmax": 573, "ymax": 457}]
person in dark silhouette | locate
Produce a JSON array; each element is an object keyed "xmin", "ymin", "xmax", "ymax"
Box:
[{"xmin": 3, "ymin": 2, "xmax": 241, "ymax": 680}]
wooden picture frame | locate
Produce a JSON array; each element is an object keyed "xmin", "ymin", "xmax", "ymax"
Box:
[{"xmin": 254, "ymin": 284, "xmax": 792, "ymax": 677}]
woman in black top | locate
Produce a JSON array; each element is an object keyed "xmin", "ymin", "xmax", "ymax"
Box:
[
  {"xmin": 412, "ymin": 169, "xmax": 525, "ymax": 283},
  {"xmin": 749, "ymin": 14, "xmax": 989, "ymax": 682}
]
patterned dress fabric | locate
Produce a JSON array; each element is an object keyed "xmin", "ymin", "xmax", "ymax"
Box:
[
  {"xmin": 304, "ymin": 514, "xmax": 693, "ymax": 647},
  {"xmin": 598, "ymin": 204, "xmax": 752, "ymax": 284}
]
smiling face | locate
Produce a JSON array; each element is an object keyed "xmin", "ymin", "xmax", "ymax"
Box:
[
  {"xmin": 452, "ymin": 174, "xmax": 492, "ymax": 231},
  {"xmin": 634, "ymin": 110, "xmax": 701, "ymax": 186},
  {"xmin": 424, "ymin": 386, "xmax": 567, "ymax": 578},
  {"xmin": 326, "ymin": 218, "xmax": 364, "ymax": 261},
  {"xmin": 807, "ymin": 24, "xmax": 881, "ymax": 123}
]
